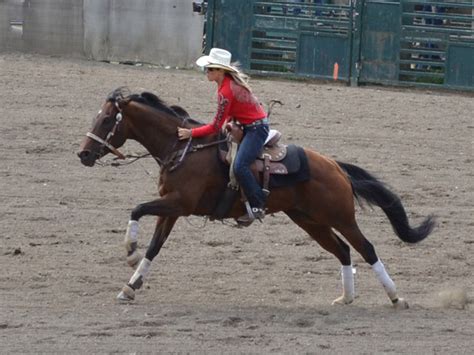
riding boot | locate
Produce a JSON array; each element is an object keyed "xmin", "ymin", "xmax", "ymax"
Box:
[
  {"xmin": 236, "ymin": 189, "xmax": 268, "ymax": 226},
  {"xmin": 237, "ymin": 207, "xmax": 265, "ymax": 226}
]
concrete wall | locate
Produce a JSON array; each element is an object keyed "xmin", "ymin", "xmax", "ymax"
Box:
[
  {"xmin": 0, "ymin": 1, "xmax": 11, "ymax": 50},
  {"xmin": 23, "ymin": 0, "xmax": 84, "ymax": 56},
  {"xmin": 84, "ymin": 0, "xmax": 204, "ymax": 67},
  {"xmin": 0, "ymin": 0, "xmax": 25, "ymax": 52},
  {"xmin": 0, "ymin": 0, "xmax": 204, "ymax": 67}
]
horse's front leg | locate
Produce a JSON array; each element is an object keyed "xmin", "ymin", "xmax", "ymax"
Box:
[
  {"xmin": 124, "ymin": 194, "xmax": 185, "ymax": 268},
  {"xmin": 118, "ymin": 216, "xmax": 178, "ymax": 301}
]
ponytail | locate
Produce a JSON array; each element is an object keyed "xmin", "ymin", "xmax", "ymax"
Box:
[{"xmin": 228, "ymin": 62, "xmax": 252, "ymax": 92}]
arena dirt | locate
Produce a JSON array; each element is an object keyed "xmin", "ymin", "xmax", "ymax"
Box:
[{"xmin": 1, "ymin": 53, "xmax": 473, "ymax": 353}]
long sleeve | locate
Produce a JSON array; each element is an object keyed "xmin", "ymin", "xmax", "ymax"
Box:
[
  {"xmin": 191, "ymin": 76, "xmax": 266, "ymax": 138},
  {"xmin": 191, "ymin": 92, "xmax": 232, "ymax": 137}
]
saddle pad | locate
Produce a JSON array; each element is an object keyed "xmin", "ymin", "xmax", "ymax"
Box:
[{"xmin": 267, "ymin": 145, "xmax": 311, "ymax": 188}]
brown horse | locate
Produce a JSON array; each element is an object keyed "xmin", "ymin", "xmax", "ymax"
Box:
[{"xmin": 78, "ymin": 88, "xmax": 435, "ymax": 308}]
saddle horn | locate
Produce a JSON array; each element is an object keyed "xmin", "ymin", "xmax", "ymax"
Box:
[{"xmin": 267, "ymin": 99, "xmax": 283, "ymax": 119}]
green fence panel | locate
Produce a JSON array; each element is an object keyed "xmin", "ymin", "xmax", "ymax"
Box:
[
  {"xmin": 207, "ymin": 0, "xmax": 474, "ymax": 90},
  {"xmin": 250, "ymin": 0, "xmax": 353, "ymax": 79},
  {"xmin": 297, "ymin": 32, "xmax": 351, "ymax": 79},
  {"xmin": 446, "ymin": 43, "xmax": 474, "ymax": 88},
  {"xmin": 206, "ymin": 0, "xmax": 254, "ymax": 68},
  {"xmin": 358, "ymin": 1, "xmax": 401, "ymax": 84},
  {"xmin": 399, "ymin": 0, "xmax": 474, "ymax": 88}
]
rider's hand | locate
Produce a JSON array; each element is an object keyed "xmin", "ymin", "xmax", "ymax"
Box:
[{"xmin": 177, "ymin": 127, "xmax": 192, "ymax": 140}]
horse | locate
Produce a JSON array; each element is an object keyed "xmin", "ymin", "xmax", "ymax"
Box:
[{"xmin": 78, "ymin": 88, "xmax": 435, "ymax": 308}]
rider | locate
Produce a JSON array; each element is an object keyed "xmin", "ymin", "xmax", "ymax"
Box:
[{"xmin": 177, "ymin": 48, "xmax": 269, "ymax": 224}]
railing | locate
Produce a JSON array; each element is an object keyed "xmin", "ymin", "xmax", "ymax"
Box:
[
  {"xmin": 399, "ymin": 0, "xmax": 474, "ymax": 87},
  {"xmin": 251, "ymin": 1, "xmax": 352, "ymax": 74},
  {"xmin": 207, "ymin": 0, "xmax": 473, "ymax": 90}
]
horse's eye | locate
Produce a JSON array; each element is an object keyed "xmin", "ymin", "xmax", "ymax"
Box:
[
  {"xmin": 104, "ymin": 114, "xmax": 115, "ymax": 123},
  {"xmin": 90, "ymin": 111, "xmax": 114, "ymax": 128}
]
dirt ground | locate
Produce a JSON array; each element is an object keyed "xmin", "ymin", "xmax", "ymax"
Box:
[{"xmin": 0, "ymin": 53, "xmax": 473, "ymax": 353}]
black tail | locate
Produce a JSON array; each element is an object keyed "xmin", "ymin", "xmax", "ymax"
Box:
[{"xmin": 337, "ymin": 161, "xmax": 436, "ymax": 243}]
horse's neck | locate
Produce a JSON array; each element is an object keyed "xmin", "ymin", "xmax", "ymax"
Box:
[{"xmin": 126, "ymin": 103, "xmax": 181, "ymax": 160}]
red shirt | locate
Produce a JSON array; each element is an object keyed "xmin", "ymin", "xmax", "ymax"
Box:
[{"xmin": 191, "ymin": 75, "xmax": 267, "ymax": 137}]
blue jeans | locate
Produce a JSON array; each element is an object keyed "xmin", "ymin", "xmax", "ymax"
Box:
[{"xmin": 233, "ymin": 123, "xmax": 269, "ymax": 208}]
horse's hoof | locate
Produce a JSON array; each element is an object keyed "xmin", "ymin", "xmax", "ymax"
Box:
[
  {"xmin": 332, "ymin": 295, "xmax": 354, "ymax": 305},
  {"xmin": 117, "ymin": 285, "xmax": 135, "ymax": 302},
  {"xmin": 127, "ymin": 251, "xmax": 142, "ymax": 268},
  {"xmin": 392, "ymin": 297, "xmax": 409, "ymax": 310}
]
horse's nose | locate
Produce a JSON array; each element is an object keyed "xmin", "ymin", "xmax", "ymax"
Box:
[
  {"xmin": 78, "ymin": 150, "xmax": 89, "ymax": 160},
  {"xmin": 78, "ymin": 150, "xmax": 95, "ymax": 166}
]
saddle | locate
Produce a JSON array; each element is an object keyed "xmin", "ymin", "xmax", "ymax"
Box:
[
  {"xmin": 212, "ymin": 124, "xmax": 310, "ymax": 221},
  {"xmin": 219, "ymin": 124, "xmax": 289, "ymax": 190}
]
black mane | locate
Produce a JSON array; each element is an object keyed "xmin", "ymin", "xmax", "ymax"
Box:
[{"xmin": 107, "ymin": 87, "xmax": 202, "ymax": 124}]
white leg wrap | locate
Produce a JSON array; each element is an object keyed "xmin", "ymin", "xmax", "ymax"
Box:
[
  {"xmin": 332, "ymin": 265, "xmax": 355, "ymax": 305},
  {"xmin": 341, "ymin": 265, "xmax": 355, "ymax": 300},
  {"xmin": 372, "ymin": 260, "xmax": 398, "ymax": 301},
  {"xmin": 129, "ymin": 258, "xmax": 151, "ymax": 285},
  {"xmin": 125, "ymin": 220, "xmax": 139, "ymax": 252}
]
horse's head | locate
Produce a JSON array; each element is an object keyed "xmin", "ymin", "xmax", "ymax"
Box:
[
  {"xmin": 78, "ymin": 93, "xmax": 128, "ymax": 167},
  {"xmin": 79, "ymin": 88, "xmax": 198, "ymax": 167}
]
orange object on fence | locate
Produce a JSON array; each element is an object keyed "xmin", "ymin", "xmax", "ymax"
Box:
[{"xmin": 333, "ymin": 62, "xmax": 339, "ymax": 81}]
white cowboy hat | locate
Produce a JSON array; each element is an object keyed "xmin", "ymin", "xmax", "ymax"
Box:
[{"xmin": 196, "ymin": 48, "xmax": 238, "ymax": 73}]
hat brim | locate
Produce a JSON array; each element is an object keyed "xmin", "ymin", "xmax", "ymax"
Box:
[{"xmin": 195, "ymin": 55, "xmax": 238, "ymax": 73}]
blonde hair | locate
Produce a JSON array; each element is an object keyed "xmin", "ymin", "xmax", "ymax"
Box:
[{"xmin": 228, "ymin": 62, "xmax": 252, "ymax": 92}]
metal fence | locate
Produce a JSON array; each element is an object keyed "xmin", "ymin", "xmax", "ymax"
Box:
[
  {"xmin": 399, "ymin": 0, "xmax": 474, "ymax": 88},
  {"xmin": 206, "ymin": 0, "xmax": 474, "ymax": 90}
]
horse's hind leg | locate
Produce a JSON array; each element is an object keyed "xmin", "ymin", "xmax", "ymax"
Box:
[
  {"xmin": 285, "ymin": 210, "xmax": 355, "ymax": 305},
  {"xmin": 336, "ymin": 223, "xmax": 408, "ymax": 309}
]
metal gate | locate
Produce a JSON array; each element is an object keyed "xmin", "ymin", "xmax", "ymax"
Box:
[
  {"xmin": 398, "ymin": 0, "xmax": 474, "ymax": 89},
  {"xmin": 206, "ymin": 0, "xmax": 474, "ymax": 90},
  {"xmin": 207, "ymin": 0, "xmax": 354, "ymax": 80},
  {"xmin": 356, "ymin": 0, "xmax": 401, "ymax": 84},
  {"xmin": 250, "ymin": 1, "xmax": 354, "ymax": 80}
]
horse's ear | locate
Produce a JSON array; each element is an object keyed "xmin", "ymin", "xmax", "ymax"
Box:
[{"xmin": 116, "ymin": 97, "xmax": 131, "ymax": 110}]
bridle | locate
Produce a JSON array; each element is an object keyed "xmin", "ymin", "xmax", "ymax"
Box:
[
  {"xmin": 86, "ymin": 101, "xmax": 126, "ymax": 160},
  {"xmin": 85, "ymin": 99, "xmax": 228, "ymax": 171}
]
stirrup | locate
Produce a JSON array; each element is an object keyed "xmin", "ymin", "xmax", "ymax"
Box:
[{"xmin": 237, "ymin": 208, "xmax": 265, "ymax": 227}]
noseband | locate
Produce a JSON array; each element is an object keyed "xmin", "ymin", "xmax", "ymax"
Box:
[{"xmin": 86, "ymin": 101, "xmax": 126, "ymax": 160}]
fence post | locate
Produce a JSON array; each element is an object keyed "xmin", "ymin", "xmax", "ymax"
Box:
[
  {"xmin": 350, "ymin": 0, "xmax": 364, "ymax": 86},
  {"xmin": 205, "ymin": 0, "xmax": 216, "ymax": 53}
]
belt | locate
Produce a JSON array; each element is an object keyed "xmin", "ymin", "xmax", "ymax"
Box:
[{"xmin": 242, "ymin": 118, "xmax": 268, "ymax": 128}]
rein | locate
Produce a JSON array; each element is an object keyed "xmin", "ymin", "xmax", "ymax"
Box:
[
  {"xmin": 86, "ymin": 131, "xmax": 126, "ymax": 160},
  {"xmin": 165, "ymin": 136, "xmax": 228, "ymax": 172},
  {"xmin": 160, "ymin": 115, "xmax": 228, "ymax": 172},
  {"xmin": 99, "ymin": 136, "xmax": 228, "ymax": 171},
  {"xmin": 100, "ymin": 135, "xmax": 227, "ymax": 172}
]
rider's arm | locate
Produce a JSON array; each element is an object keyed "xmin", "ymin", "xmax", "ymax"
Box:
[{"xmin": 191, "ymin": 93, "xmax": 232, "ymax": 138}]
